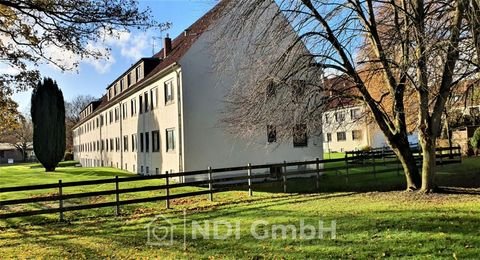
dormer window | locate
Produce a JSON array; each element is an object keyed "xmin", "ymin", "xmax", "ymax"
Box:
[
  {"xmin": 120, "ymin": 80, "xmax": 124, "ymax": 92},
  {"xmin": 135, "ymin": 66, "xmax": 141, "ymax": 82},
  {"xmin": 127, "ymin": 73, "xmax": 132, "ymax": 87}
]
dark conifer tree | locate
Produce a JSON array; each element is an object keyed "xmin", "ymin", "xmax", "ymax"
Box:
[{"xmin": 31, "ymin": 78, "xmax": 66, "ymax": 172}]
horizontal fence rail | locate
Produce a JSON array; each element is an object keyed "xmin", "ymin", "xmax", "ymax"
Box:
[{"xmin": 0, "ymin": 146, "xmax": 462, "ymax": 220}]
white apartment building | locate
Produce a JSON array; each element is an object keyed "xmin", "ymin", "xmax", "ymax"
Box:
[
  {"xmin": 73, "ymin": 1, "xmax": 323, "ymax": 181},
  {"xmin": 322, "ymin": 104, "xmax": 388, "ymax": 153}
]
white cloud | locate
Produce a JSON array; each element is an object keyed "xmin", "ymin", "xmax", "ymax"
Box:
[{"xmin": 0, "ymin": 26, "xmax": 153, "ymax": 75}]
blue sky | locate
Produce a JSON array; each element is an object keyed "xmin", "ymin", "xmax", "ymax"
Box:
[{"xmin": 13, "ymin": 0, "xmax": 218, "ymax": 113}]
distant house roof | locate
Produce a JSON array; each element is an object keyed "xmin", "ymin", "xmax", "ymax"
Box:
[
  {"xmin": 322, "ymin": 76, "xmax": 363, "ymax": 111},
  {"xmin": 0, "ymin": 143, "xmax": 33, "ymax": 151},
  {"xmin": 74, "ymin": 0, "xmax": 231, "ymax": 129}
]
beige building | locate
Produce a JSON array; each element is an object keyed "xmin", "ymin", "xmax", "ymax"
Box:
[
  {"xmin": 322, "ymin": 104, "xmax": 388, "ymax": 153},
  {"xmin": 73, "ymin": 1, "xmax": 323, "ymax": 181}
]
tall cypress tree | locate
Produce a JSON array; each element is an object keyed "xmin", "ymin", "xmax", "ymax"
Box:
[{"xmin": 31, "ymin": 78, "xmax": 66, "ymax": 172}]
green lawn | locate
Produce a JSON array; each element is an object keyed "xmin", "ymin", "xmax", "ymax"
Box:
[{"xmin": 0, "ymin": 159, "xmax": 479, "ymax": 258}]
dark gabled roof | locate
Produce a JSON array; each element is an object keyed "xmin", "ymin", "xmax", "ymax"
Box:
[
  {"xmin": 106, "ymin": 58, "xmax": 160, "ymax": 90},
  {"xmin": 322, "ymin": 76, "xmax": 362, "ymax": 111},
  {"xmin": 73, "ymin": 0, "xmax": 231, "ymax": 129}
]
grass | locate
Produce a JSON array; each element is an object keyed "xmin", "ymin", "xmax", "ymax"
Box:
[{"xmin": 0, "ymin": 158, "xmax": 479, "ymax": 258}]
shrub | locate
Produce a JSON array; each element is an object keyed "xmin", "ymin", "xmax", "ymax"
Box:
[
  {"xmin": 470, "ymin": 127, "xmax": 480, "ymax": 155},
  {"xmin": 360, "ymin": 145, "xmax": 372, "ymax": 152},
  {"xmin": 31, "ymin": 78, "xmax": 66, "ymax": 172},
  {"xmin": 64, "ymin": 152, "xmax": 74, "ymax": 161}
]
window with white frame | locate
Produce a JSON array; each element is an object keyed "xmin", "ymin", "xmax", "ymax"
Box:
[
  {"xmin": 131, "ymin": 98, "xmax": 137, "ymax": 116},
  {"xmin": 152, "ymin": 130, "xmax": 160, "ymax": 152},
  {"xmin": 166, "ymin": 128, "xmax": 175, "ymax": 152},
  {"xmin": 351, "ymin": 108, "xmax": 361, "ymax": 120},
  {"xmin": 335, "ymin": 111, "xmax": 345, "ymax": 122},
  {"xmin": 337, "ymin": 132, "xmax": 346, "ymax": 141},
  {"xmin": 164, "ymin": 80, "xmax": 174, "ymax": 104},
  {"xmin": 352, "ymin": 130, "xmax": 362, "ymax": 140},
  {"xmin": 151, "ymin": 87, "xmax": 158, "ymax": 110}
]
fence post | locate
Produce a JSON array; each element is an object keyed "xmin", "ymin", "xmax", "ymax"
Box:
[
  {"xmin": 247, "ymin": 163, "xmax": 253, "ymax": 197},
  {"xmin": 315, "ymin": 158, "xmax": 320, "ymax": 190},
  {"xmin": 58, "ymin": 180, "xmax": 64, "ymax": 221},
  {"xmin": 283, "ymin": 161, "xmax": 287, "ymax": 193},
  {"xmin": 208, "ymin": 167, "xmax": 213, "ymax": 201},
  {"xmin": 345, "ymin": 154, "xmax": 349, "ymax": 184},
  {"xmin": 165, "ymin": 171, "xmax": 170, "ymax": 209},
  {"xmin": 115, "ymin": 176, "xmax": 120, "ymax": 216}
]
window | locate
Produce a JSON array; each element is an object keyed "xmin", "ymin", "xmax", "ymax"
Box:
[
  {"xmin": 337, "ymin": 132, "xmax": 347, "ymax": 141},
  {"xmin": 165, "ymin": 80, "xmax": 174, "ymax": 104},
  {"xmin": 136, "ymin": 66, "xmax": 141, "ymax": 81},
  {"xmin": 101, "ymin": 140, "xmax": 105, "ymax": 151},
  {"xmin": 324, "ymin": 114, "xmax": 330, "ymax": 124},
  {"xmin": 151, "ymin": 87, "xmax": 158, "ymax": 110},
  {"xmin": 110, "ymin": 139, "xmax": 114, "ymax": 151},
  {"xmin": 152, "ymin": 130, "xmax": 160, "ymax": 152},
  {"xmin": 351, "ymin": 108, "xmax": 361, "ymax": 120},
  {"xmin": 140, "ymin": 133, "xmax": 144, "ymax": 152},
  {"xmin": 114, "ymin": 84, "xmax": 117, "ymax": 95},
  {"xmin": 141, "ymin": 166, "xmax": 144, "ymax": 174},
  {"xmin": 139, "ymin": 95, "xmax": 143, "ymax": 114},
  {"xmin": 325, "ymin": 133, "xmax": 332, "ymax": 142},
  {"xmin": 109, "ymin": 110, "xmax": 113, "ymax": 123},
  {"xmin": 131, "ymin": 98, "xmax": 137, "ymax": 116},
  {"xmin": 352, "ymin": 130, "xmax": 362, "ymax": 140},
  {"xmin": 335, "ymin": 111, "xmax": 345, "ymax": 122},
  {"xmin": 116, "ymin": 137, "xmax": 120, "ymax": 151},
  {"xmin": 127, "ymin": 73, "xmax": 131, "ymax": 87},
  {"xmin": 131, "ymin": 134, "xmax": 136, "ymax": 152},
  {"xmin": 145, "ymin": 132, "xmax": 150, "ymax": 152},
  {"xmin": 293, "ymin": 124, "xmax": 308, "ymax": 147},
  {"xmin": 120, "ymin": 80, "xmax": 124, "ymax": 92},
  {"xmin": 166, "ymin": 128, "xmax": 175, "ymax": 152},
  {"xmin": 123, "ymin": 136, "xmax": 129, "ymax": 152},
  {"xmin": 146, "ymin": 167, "xmax": 149, "ymax": 175},
  {"xmin": 267, "ymin": 125, "xmax": 277, "ymax": 143},
  {"xmin": 144, "ymin": 92, "xmax": 149, "ymax": 112},
  {"xmin": 100, "ymin": 115, "xmax": 104, "ymax": 126},
  {"xmin": 115, "ymin": 107, "xmax": 119, "ymax": 121}
]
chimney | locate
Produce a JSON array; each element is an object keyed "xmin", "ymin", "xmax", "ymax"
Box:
[{"xmin": 163, "ymin": 34, "xmax": 172, "ymax": 58}]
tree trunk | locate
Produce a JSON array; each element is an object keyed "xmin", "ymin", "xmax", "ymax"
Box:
[
  {"xmin": 389, "ymin": 136, "xmax": 422, "ymax": 191},
  {"xmin": 390, "ymin": 138, "xmax": 421, "ymax": 191},
  {"xmin": 45, "ymin": 167, "xmax": 55, "ymax": 172},
  {"xmin": 419, "ymin": 134, "xmax": 436, "ymax": 193}
]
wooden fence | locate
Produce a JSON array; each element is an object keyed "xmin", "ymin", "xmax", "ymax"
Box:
[{"xmin": 0, "ymin": 146, "xmax": 462, "ymax": 220}]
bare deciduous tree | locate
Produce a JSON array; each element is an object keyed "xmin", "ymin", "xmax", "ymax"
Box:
[
  {"xmin": 3, "ymin": 114, "xmax": 33, "ymax": 162},
  {"xmin": 218, "ymin": 0, "xmax": 478, "ymax": 192},
  {"xmin": 65, "ymin": 95, "xmax": 96, "ymax": 152}
]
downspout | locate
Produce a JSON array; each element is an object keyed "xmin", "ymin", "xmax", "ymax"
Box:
[{"xmin": 175, "ymin": 69, "xmax": 185, "ymax": 182}]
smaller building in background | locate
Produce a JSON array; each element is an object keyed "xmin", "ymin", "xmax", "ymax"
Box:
[
  {"xmin": 322, "ymin": 104, "xmax": 387, "ymax": 153},
  {"xmin": 0, "ymin": 143, "xmax": 35, "ymax": 164},
  {"xmin": 321, "ymin": 76, "xmax": 388, "ymax": 153}
]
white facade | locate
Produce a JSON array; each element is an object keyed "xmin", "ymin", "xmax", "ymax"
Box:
[
  {"xmin": 322, "ymin": 105, "xmax": 387, "ymax": 152},
  {"xmin": 73, "ymin": 2, "xmax": 323, "ymax": 181}
]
